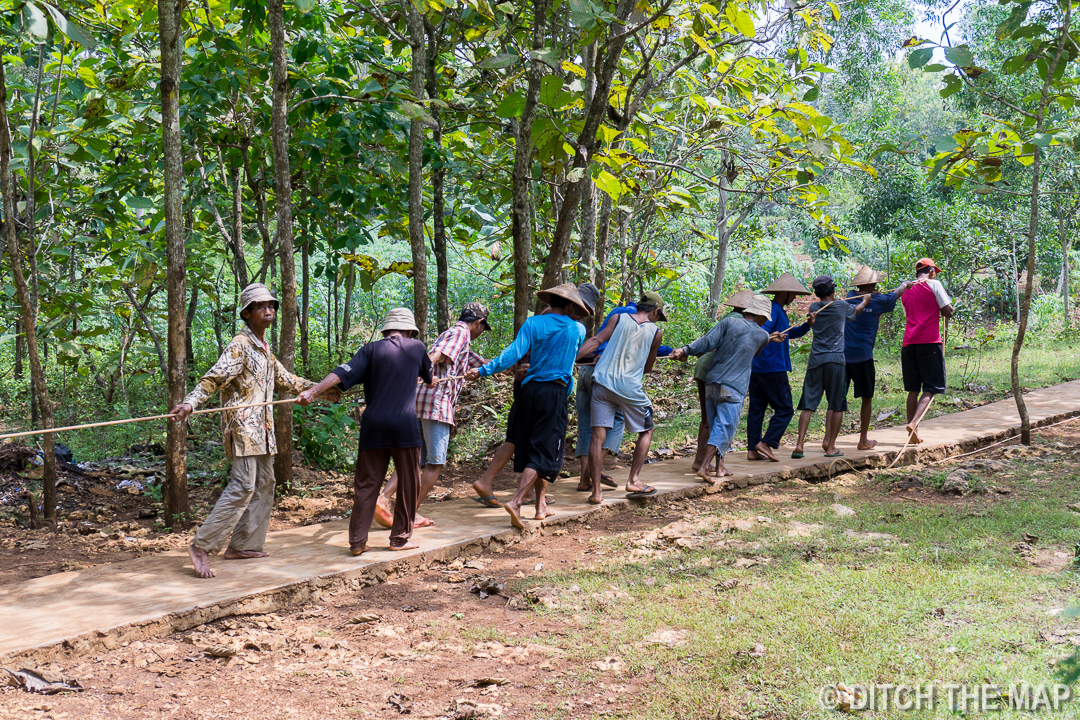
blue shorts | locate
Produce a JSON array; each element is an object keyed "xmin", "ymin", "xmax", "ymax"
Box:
[{"xmin": 420, "ymin": 419, "xmax": 452, "ymax": 466}]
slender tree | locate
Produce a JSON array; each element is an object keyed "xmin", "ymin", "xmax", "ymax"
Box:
[
  {"xmin": 269, "ymin": 0, "xmax": 300, "ymax": 490},
  {"xmin": 159, "ymin": 0, "xmax": 192, "ymax": 527}
]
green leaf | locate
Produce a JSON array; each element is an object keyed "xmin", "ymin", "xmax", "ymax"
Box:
[
  {"xmin": 493, "ymin": 91, "xmax": 525, "ymax": 119},
  {"xmin": 940, "ymin": 73, "xmax": 962, "ymax": 98},
  {"xmin": 295, "ymin": 0, "xmax": 317, "ymax": 11},
  {"xmin": 732, "ymin": 10, "xmax": 756, "ymax": 38},
  {"xmin": 594, "ymin": 170, "xmax": 622, "ymax": 201},
  {"xmin": 23, "ymin": 2, "xmax": 49, "ymax": 40},
  {"xmin": 802, "ymin": 86, "xmax": 819, "ymax": 102},
  {"xmin": 479, "ymin": 53, "xmax": 518, "ymax": 69},
  {"xmin": 908, "ymin": 47, "xmax": 934, "ymax": 69},
  {"xmin": 43, "ymin": 4, "xmax": 98, "ymax": 50},
  {"xmin": 1032, "ymin": 132, "xmax": 1053, "ymax": 148},
  {"xmin": 126, "ymin": 196, "xmax": 154, "ymax": 210},
  {"xmin": 943, "ymin": 45, "xmax": 974, "ymax": 68},
  {"xmin": 932, "ymin": 134, "xmax": 959, "ymax": 152}
]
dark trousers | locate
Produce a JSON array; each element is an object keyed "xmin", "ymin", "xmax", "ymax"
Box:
[
  {"xmin": 746, "ymin": 371, "xmax": 794, "ymax": 449},
  {"xmin": 351, "ymin": 446, "xmax": 421, "ymax": 549}
]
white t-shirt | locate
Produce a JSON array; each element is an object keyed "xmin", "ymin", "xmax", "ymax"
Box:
[{"xmin": 926, "ymin": 279, "xmax": 952, "ymax": 308}]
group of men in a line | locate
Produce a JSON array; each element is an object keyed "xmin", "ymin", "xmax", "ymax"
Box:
[{"xmin": 172, "ymin": 258, "xmax": 953, "ymax": 578}]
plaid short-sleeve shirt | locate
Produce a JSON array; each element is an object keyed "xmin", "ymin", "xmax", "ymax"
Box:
[{"xmin": 415, "ymin": 322, "xmax": 483, "ymax": 425}]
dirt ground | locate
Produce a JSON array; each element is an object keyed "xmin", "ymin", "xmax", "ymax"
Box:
[{"xmin": 3, "ymin": 420, "xmax": 1078, "ymax": 719}]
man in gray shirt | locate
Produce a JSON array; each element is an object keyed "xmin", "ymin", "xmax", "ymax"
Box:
[
  {"xmin": 790, "ymin": 275, "xmax": 869, "ymax": 458},
  {"xmin": 672, "ymin": 295, "xmax": 778, "ymax": 482}
]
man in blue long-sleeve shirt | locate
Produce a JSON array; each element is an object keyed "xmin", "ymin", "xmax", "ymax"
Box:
[
  {"xmin": 466, "ymin": 283, "xmax": 592, "ymax": 529},
  {"xmin": 746, "ymin": 273, "xmax": 812, "ymax": 461}
]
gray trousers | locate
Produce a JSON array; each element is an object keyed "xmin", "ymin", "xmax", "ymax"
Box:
[{"xmin": 192, "ymin": 454, "xmax": 275, "ymax": 554}]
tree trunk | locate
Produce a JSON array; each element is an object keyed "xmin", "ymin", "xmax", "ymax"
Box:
[
  {"xmin": 578, "ymin": 43, "xmax": 598, "ymax": 289},
  {"xmin": 591, "ymin": 194, "xmax": 614, "ymax": 332},
  {"xmin": 159, "ymin": 0, "xmax": 192, "ymax": 528},
  {"xmin": 341, "ymin": 266, "xmax": 354, "ymax": 342},
  {"xmin": 510, "ymin": 0, "xmax": 549, "ymax": 332},
  {"xmin": 708, "ymin": 155, "xmax": 731, "ymax": 310},
  {"xmin": 269, "ymin": 0, "xmax": 299, "ymax": 493},
  {"xmin": 185, "ymin": 284, "xmax": 199, "ymax": 379},
  {"xmin": 124, "ymin": 284, "xmax": 168, "ymax": 378},
  {"xmin": 231, "ymin": 164, "xmax": 248, "ymax": 287},
  {"xmin": 301, "ymin": 236, "xmax": 310, "ymax": 369},
  {"xmin": 538, "ymin": 0, "xmax": 635, "ymax": 294},
  {"xmin": 1060, "ymin": 214, "xmax": 1071, "ymax": 324},
  {"xmin": 426, "ymin": 20, "xmax": 450, "ymax": 333},
  {"xmin": 14, "ymin": 319, "xmax": 24, "ymax": 379},
  {"xmin": 1012, "ymin": 9, "xmax": 1069, "ymax": 444},
  {"xmin": 0, "ymin": 63, "xmax": 57, "ymax": 525},
  {"xmin": 407, "ymin": 3, "xmax": 429, "ymax": 339}
]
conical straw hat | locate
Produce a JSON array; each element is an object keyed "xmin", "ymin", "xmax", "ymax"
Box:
[
  {"xmin": 851, "ymin": 265, "xmax": 883, "ymax": 286},
  {"xmin": 722, "ymin": 288, "xmax": 756, "ymax": 310},
  {"xmin": 537, "ymin": 282, "xmax": 593, "ymax": 316},
  {"xmin": 762, "ymin": 272, "xmax": 810, "ymax": 295}
]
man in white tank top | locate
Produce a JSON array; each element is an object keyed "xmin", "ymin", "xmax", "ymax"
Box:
[{"xmin": 575, "ymin": 291, "xmax": 666, "ymax": 504}]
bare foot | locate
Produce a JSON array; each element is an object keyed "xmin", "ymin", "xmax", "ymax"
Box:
[
  {"xmin": 746, "ymin": 449, "xmax": 762, "ymax": 461},
  {"xmin": 373, "ymin": 498, "xmax": 394, "ymax": 528},
  {"xmin": 505, "ymin": 502, "xmax": 524, "ymax": 530},
  {"xmin": 906, "ymin": 425, "xmax": 923, "ymax": 444},
  {"xmin": 696, "ymin": 468, "xmax": 718, "ymax": 485},
  {"xmin": 857, "ymin": 438, "xmax": 878, "ymax": 450},
  {"xmin": 715, "ymin": 459, "xmax": 733, "ymax": 478},
  {"xmin": 471, "ymin": 480, "xmax": 498, "ymax": 507},
  {"xmin": 692, "ymin": 460, "xmax": 703, "ymax": 471},
  {"xmin": 223, "ymin": 547, "xmax": 269, "ymax": 559},
  {"xmin": 534, "ymin": 509, "xmax": 556, "ymax": 520},
  {"xmin": 414, "ymin": 515, "xmax": 435, "ymax": 528},
  {"xmin": 389, "ymin": 542, "xmax": 419, "ymax": 551},
  {"xmin": 350, "ymin": 544, "xmax": 370, "ymax": 556},
  {"xmin": 189, "ymin": 545, "xmax": 215, "ymax": 579},
  {"xmin": 754, "ymin": 442, "xmax": 779, "ymax": 462}
]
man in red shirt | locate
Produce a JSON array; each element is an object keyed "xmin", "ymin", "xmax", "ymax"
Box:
[{"xmin": 900, "ymin": 258, "xmax": 955, "ymax": 443}]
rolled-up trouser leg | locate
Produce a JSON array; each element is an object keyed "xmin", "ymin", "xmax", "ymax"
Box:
[
  {"xmin": 228, "ymin": 455, "xmax": 276, "ymax": 552},
  {"xmin": 192, "ymin": 455, "xmax": 270, "ymax": 554}
]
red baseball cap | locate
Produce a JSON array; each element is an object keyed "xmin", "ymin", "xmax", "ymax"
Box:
[{"xmin": 915, "ymin": 257, "xmax": 943, "ymax": 273}]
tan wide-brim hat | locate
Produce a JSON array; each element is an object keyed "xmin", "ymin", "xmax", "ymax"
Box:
[
  {"xmin": 381, "ymin": 307, "xmax": 420, "ymax": 335},
  {"xmin": 537, "ymin": 282, "xmax": 593, "ymax": 316},
  {"xmin": 743, "ymin": 294, "xmax": 773, "ymax": 321},
  {"xmin": 851, "ymin": 265, "xmax": 883, "ymax": 286},
  {"xmin": 723, "ymin": 287, "xmax": 756, "ymax": 310},
  {"xmin": 762, "ymin": 272, "xmax": 811, "ymax": 296},
  {"xmin": 240, "ymin": 282, "xmax": 279, "ymax": 314}
]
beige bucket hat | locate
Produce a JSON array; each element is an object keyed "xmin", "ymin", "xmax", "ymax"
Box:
[
  {"xmin": 537, "ymin": 282, "xmax": 593, "ymax": 316},
  {"xmin": 722, "ymin": 287, "xmax": 756, "ymax": 310},
  {"xmin": 240, "ymin": 283, "xmax": 279, "ymax": 314},
  {"xmin": 762, "ymin": 272, "xmax": 811, "ymax": 296},
  {"xmin": 743, "ymin": 294, "xmax": 773, "ymax": 321},
  {"xmin": 381, "ymin": 307, "xmax": 420, "ymax": 336},
  {"xmin": 851, "ymin": 265, "xmax": 883, "ymax": 286}
]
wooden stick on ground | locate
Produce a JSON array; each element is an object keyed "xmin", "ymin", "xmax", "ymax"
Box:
[{"xmin": 885, "ymin": 395, "xmax": 936, "ymax": 470}]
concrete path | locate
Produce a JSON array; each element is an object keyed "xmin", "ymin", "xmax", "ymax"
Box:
[{"xmin": 4, "ymin": 380, "xmax": 1080, "ymax": 665}]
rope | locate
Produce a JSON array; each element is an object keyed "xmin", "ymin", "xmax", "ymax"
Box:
[
  {"xmin": 884, "ymin": 395, "xmax": 936, "ymax": 470},
  {"xmin": 0, "ymin": 398, "xmax": 303, "ymax": 442},
  {"xmin": 925, "ymin": 412, "xmax": 1080, "ymax": 466}
]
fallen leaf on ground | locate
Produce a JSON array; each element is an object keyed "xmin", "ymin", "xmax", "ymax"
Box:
[
  {"xmin": 643, "ymin": 629, "xmax": 687, "ymax": 647},
  {"xmin": 345, "ymin": 613, "xmax": 381, "ymax": 624},
  {"xmin": 714, "ymin": 579, "xmax": 739, "ymax": 594},
  {"xmin": 3, "ymin": 668, "xmax": 83, "ymax": 694}
]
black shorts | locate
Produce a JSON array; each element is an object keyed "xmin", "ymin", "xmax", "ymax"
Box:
[
  {"xmin": 846, "ymin": 359, "xmax": 876, "ymax": 399},
  {"xmin": 902, "ymin": 344, "xmax": 946, "ymax": 394},
  {"xmin": 797, "ymin": 362, "xmax": 848, "ymax": 412},
  {"xmin": 513, "ymin": 380, "xmax": 569, "ymax": 482}
]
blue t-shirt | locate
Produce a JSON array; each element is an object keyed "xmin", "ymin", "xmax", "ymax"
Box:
[
  {"xmin": 844, "ymin": 291, "xmax": 897, "ymax": 363},
  {"xmin": 479, "ymin": 313, "xmax": 585, "ymax": 387},
  {"xmin": 751, "ymin": 301, "xmax": 810, "ymax": 374}
]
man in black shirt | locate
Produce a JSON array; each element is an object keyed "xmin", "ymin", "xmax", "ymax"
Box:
[{"xmin": 298, "ymin": 308, "xmax": 433, "ymax": 554}]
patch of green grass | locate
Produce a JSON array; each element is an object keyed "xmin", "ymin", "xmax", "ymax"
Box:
[{"xmin": 507, "ymin": 454, "xmax": 1080, "ymax": 719}]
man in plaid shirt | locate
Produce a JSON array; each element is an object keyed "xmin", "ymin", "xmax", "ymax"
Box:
[{"xmin": 375, "ymin": 303, "xmax": 490, "ymax": 527}]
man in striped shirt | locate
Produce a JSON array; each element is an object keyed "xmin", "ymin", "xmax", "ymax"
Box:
[{"xmin": 374, "ymin": 303, "xmax": 490, "ymax": 528}]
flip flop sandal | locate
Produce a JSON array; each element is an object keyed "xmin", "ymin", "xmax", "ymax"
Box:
[
  {"xmin": 625, "ymin": 486, "xmax": 658, "ymax": 498},
  {"xmin": 473, "ymin": 496, "xmax": 501, "ymax": 508},
  {"xmin": 588, "ymin": 497, "xmax": 604, "ymax": 505},
  {"xmin": 600, "ymin": 475, "xmax": 617, "ymax": 489},
  {"xmin": 790, "ymin": 451, "xmax": 805, "ymax": 459},
  {"xmin": 824, "ymin": 451, "xmax": 845, "ymax": 457}
]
